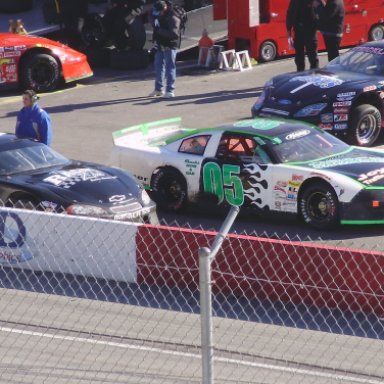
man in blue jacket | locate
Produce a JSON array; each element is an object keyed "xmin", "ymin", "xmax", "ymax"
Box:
[{"xmin": 15, "ymin": 90, "xmax": 52, "ymax": 146}]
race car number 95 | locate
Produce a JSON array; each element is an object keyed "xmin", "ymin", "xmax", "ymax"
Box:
[{"xmin": 203, "ymin": 162, "xmax": 244, "ymax": 206}]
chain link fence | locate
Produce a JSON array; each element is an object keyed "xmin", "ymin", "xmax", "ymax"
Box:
[{"xmin": 0, "ymin": 203, "xmax": 382, "ymax": 383}]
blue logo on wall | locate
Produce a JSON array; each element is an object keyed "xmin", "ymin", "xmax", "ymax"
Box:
[{"xmin": 0, "ymin": 212, "xmax": 32, "ymax": 264}]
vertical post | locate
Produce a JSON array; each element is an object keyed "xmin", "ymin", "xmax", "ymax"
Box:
[
  {"xmin": 199, "ymin": 246, "xmax": 213, "ymax": 384},
  {"xmin": 199, "ymin": 205, "xmax": 240, "ymax": 384}
]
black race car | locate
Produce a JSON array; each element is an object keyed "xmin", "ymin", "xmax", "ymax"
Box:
[
  {"xmin": 252, "ymin": 41, "xmax": 384, "ymax": 147},
  {"xmin": 0, "ymin": 134, "xmax": 157, "ymax": 223}
]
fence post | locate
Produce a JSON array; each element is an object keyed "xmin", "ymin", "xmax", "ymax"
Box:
[{"xmin": 199, "ymin": 205, "xmax": 240, "ymax": 384}]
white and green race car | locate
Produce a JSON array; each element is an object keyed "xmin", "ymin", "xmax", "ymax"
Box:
[{"xmin": 112, "ymin": 117, "xmax": 384, "ymax": 229}]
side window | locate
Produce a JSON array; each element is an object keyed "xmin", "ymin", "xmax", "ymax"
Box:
[
  {"xmin": 216, "ymin": 134, "xmax": 257, "ymax": 162},
  {"xmin": 179, "ymin": 135, "xmax": 211, "ymax": 155}
]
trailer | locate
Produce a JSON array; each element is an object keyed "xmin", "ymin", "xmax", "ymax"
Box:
[{"xmin": 214, "ymin": 0, "xmax": 384, "ymax": 62}]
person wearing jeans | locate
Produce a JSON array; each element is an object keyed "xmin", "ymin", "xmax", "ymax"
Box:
[{"xmin": 149, "ymin": 1, "xmax": 180, "ymax": 98}]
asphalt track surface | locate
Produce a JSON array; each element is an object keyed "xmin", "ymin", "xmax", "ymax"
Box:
[
  {"xmin": 0, "ymin": 53, "xmax": 383, "ymax": 250},
  {"xmin": 0, "ymin": 50, "xmax": 383, "ymax": 382}
]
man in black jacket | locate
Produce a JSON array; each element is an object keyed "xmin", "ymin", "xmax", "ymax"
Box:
[
  {"xmin": 149, "ymin": 1, "xmax": 180, "ymax": 98},
  {"xmin": 317, "ymin": 0, "xmax": 345, "ymax": 61},
  {"xmin": 286, "ymin": 0, "xmax": 319, "ymax": 72}
]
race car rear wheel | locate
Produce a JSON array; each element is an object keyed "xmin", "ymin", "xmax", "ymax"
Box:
[
  {"xmin": 369, "ymin": 24, "xmax": 384, "ymax": 41},
  {"xmin": 20, "ymin": 53, "xmax": 60, "ymax": 92},
  {"xmin": 349, "ymin": 104, "xmax": 382, "ymax": 147},
  {"xmin": 299, "ymin": 182, "xmax": 339, "ymax": 230},
  {"xmin": 259, "ymin": 41, "xmax": 277, "ymax": 62},
  {"xmin": 151, "ymin": 168, "xmax": 187, "ymax": 211}
]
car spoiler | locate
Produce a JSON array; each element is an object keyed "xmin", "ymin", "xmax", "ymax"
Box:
[{"xmin": 112, "ymin": 117, "xmax": 182, "ymax": 148}]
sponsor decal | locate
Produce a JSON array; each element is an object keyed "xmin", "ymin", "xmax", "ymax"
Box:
[
  {"xmin": 333, "ymin": 108, "xmax": 349, "ymax": 113},
  {"xmin": 109, "ymin": 195, "xmax": 127, "ymax": 203},
  {"xmin": 185, "ymin": 159, "xmax": 200, "ymax": 176},
  {"xmin": 337, "ymin": 92, "xmax": 356, "ymax": 97},
  {"xmin": 285, "ymin": 129, "xmax": 310, "ymax": 141},
  {"xmin": 288, "ymin": 180, "xmax": 301, "ymax": 188},
  {"xmin": 292, "ymin": 174, "xmax": 303, "ymax": 181},
  {"xmin": 115, "ymin": 207, "xmax": 151, "ymax": 221},
  {"xmin": 290, "ymin": 75, "xmax": 343, "ymax": 93},
  {"xmin": 276, "ymin": 180, "xmax": 288, "ymax": 187},
  {"xmin": 0, "ymin": 212, "xmax": 32, "ymax": 264},
  {"xmin": 234, "ymin": 120, "xmax": 282, "ymax": 130},
  {"xmin": 260, "ymin": 107, "xmax": 290, "ymax": 117},
  {"xmin": 320, "ymin": 113, "xmax": 333, "ymax": 123},
  {"xmin": 358, "ymin": 168, "xmax": 384, "ymax": 185},
  {"xmin": 336, "ymin": 96, "xmax": 354, "ymax": 101},
  {"xmin": 333, "ymin": 101, "xmax": 352, "ymax": 107},
  {"xmin": 334, "ymin": 114, "xmax": 348, "ymax": 122},
  {"xmin": 277, "ymin": 99, "xmax": 292, "ymax": 106},
  {"xmin": 363, "ymin": 85, "xmax": 377, "ymax": 92},
  {"xmin": 311, "ymin": 156, "xmax": 384, "ymax": 169},
  {"xmin": 319, "ymin": 124, "xmax": 333, "ymax": 130},
  {"xmin": 44, "ymin": 168, "xmax": 116, "ymax": 189},
  {"xmin": 334, "ymin": 123, "xmax": 348, "ymax": 130},
  {"xmin": 354, "ymin": 46, "xmax": 384, "ymax": 55}
]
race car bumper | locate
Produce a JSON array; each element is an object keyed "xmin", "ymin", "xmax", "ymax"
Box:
[
  {"xmin": 340, "ymin": 189, "xmax": 384, "ymax": 225},
  {"xmin": 61, "ymin": 53, "xmax": 93, "ymax": 83}
]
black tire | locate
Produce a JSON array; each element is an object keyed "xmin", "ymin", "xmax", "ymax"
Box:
[
  {"xmin": 20, "ymin": 53, "xmax": 60, "ymax": 92},
  {"xmin": 109, "ymin": 49, "xmax": 149, "ymax": 70},
  {"xmin": 85, "ymin": 47, "xmax": 113, "ymax": 68},
  {"xmin": 0, "ymin": 0, "xmax": 33, "ymax": 13},
  {"xmin": 369, "ymin": 24, "xmax": 384, "ymax": 41},
  {"xmin": 82, "ymin": 13, "xmax": 110, "ymax": 49},
  {"xmin": 151, "ymin": 168, "xmax": 188, "ymax": 211},
  {"xmin": 348, "ymin": 104, "xmax": 382, "ymax": 147},
  {"xmin": 259, "ymin": 41, "xmax": 277, "ymax": 62},
  {"xmin": 299, "ymin": 182, "xmax": 339, "ymax": 230}
]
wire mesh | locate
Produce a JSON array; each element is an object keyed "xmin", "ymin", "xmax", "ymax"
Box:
[{"xmin": 0, "ymin": 202, "xmax": 382, "ymax": 383}]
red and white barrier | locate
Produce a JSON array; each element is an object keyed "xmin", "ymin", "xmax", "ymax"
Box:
[{"xmin": 136, "ymin": 225, "xmax": 384, "ymax": 316}]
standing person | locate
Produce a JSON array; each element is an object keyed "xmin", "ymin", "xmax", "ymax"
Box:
[
  {"xmin": 16, "ymin": 90, "xmax": 52, "ymax": 146},
  {"xmin": 316, "ymin": 0, "xmax": 345, "ymax": 61},
  {"xmin": 149, "ymin": 1, "xmax": 181, "ymax": 98},
  {"xmin": 286, "ymin": 0, "xmax": 319, "ymax": 72}
]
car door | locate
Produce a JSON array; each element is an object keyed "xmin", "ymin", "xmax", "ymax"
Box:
[{"xmin": 200, "ymin": 132, "xmax": 275, "ymax": 210}]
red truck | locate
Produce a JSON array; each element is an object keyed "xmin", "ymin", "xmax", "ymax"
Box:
[{"xmin": 214, "ymin": 0, "xmax": 384, "ymax": 62}]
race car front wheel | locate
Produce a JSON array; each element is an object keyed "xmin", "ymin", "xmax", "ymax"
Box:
[
  {"xmin": 349, "ymin": 104, "xmax": 382, "ymax": 147},
  {"xmin": 20, "ymin": 53, "xmax": 60, "ymax": 92},
  {"xmin": 299, "ymin": 182, "xmax": 339, "ymax": 230},
  {"xmin": 151, "ymin": 167, "xmax": 188, "ymax": 211}
]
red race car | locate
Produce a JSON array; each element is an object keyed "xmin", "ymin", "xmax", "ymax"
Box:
[{"xmin": 0, "ymin": 33, "xmax": 93, "ymax": 92}]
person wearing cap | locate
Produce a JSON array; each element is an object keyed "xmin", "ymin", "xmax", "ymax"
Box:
[
  {"xmin": 149, "ymin": 0, "xmax": 181, "ymax": 98},
  {"xmin": 15, "ymin": 90, "xmax": 52, "ymax": 146}
]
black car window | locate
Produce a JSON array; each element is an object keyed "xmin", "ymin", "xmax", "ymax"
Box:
[
  {"xmin": 0, "ymin": 143, "xmax": 69, "ymax": 176},
  {"xmin": 179, "ymin": 135, "xmax": 211, "ymax": 155},
  {"xmin": 327, "ymin": 47, "xmax": 384, "ymax": 76}
]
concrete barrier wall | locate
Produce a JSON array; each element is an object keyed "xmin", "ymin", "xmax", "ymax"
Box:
[
  {"xmin": 137, "ymin": 225, "xmax": 384, "ymax": 316},
  {"xmin": 0, "ymin": 208, "xmax": 138, "ymax": 282}
]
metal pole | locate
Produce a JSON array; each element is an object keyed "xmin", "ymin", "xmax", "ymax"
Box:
[
  {"xmin": 199, "ymin": 246, "xmax": 213, "ymax": 384},
  {"xmin": 199, "ymin": 205, "xmax": 240, "ymax": 384}
]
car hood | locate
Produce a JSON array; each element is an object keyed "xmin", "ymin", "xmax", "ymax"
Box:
[
  {"xmin": 267, "ymin": 69, "xmax": 382, "ymax": 105},
  {"xmin": 10, "ymin": 162, "xmax": 140, "ymax": 205},
  {"xmin": 304, "ymin": 148, "xmax": 384, "ymax": 187}
]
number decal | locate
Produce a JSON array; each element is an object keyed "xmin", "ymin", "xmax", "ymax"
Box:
[{"xmin": 203, "ymin": 162, "xmax": 244, "ymax": 206}]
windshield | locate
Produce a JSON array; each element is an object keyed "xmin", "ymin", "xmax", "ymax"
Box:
[
  {"xmin": 270, "ymin": 129, "xmax": 350, "ymax": 163},
  {"xmin": 0, "ymin": 143, "xmax": 70, "ymax": 176},
  {"xmin": 326, "ymin": 46, "xmax": 384, "ymax": 76}
]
